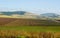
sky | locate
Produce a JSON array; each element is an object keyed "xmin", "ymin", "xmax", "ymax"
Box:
[{"xmin": 0, "ymin": 0, "xmax": 60, "ymax": 14}]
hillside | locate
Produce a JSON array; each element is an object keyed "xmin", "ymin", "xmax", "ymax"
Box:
[
  {"xmin": 0, "ymin": 11, "xmax": 39, "ymax": 19},
  {"xmin": 41, "ymin": 13, "xmax": 60, "ymax": 18},
  {"xmin": 0, "ymin": 18, "xmax": 17, "ymax": 25},
  {"xmin": 0, "ymin": 17, "xmax": 59, "ymax": 26}
]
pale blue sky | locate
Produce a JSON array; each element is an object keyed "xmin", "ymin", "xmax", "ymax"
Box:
[{"xmin": 0, "ymin": 0, "xmax": 60, "ymax": 14}]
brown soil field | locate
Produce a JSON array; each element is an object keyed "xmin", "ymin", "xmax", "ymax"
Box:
[
  {"xmin": 0, "ymin": 18, "xmax": 17, "ymax": 25},
  {"xmin": 0, "ymin": 17, "xmax": 60, "ymax": 26}
]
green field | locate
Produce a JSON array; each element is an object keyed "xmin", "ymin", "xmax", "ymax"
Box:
[{"xmin": 0, "ymin": 26, "xmax": 60, "ymax": 32}]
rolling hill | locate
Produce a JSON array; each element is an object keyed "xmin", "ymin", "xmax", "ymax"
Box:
[
  {"xmin": 0, "ymin": 17, "xmax": 59, "ymax": 26},
  {"xmin": 0, "ymin": 11, "xmax": 26, "ymax": 15},
  {"xmin": 0, "ymin": 11, "xmax": 39, "ymax": 19},
  {"xmin": 40, "ymin": 13, "xmax": 60, "ymax": 18},
  {"xmin": 0, "ymin": 11, "xmax": 60, "ymax": 19}
]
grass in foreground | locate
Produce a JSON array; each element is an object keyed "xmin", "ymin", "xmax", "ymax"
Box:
[
  {"xmin": 0, "ymin": 26, "xmax": 60, "ymax": 32},
  {"xmin": 0, "ymin": 26, "xmax": 60, "ymax": 38}
]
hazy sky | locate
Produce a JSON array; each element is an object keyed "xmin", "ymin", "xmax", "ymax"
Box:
[{"xmin": 0, "ymin": 0, "xmax": 60, "ymax": 14}]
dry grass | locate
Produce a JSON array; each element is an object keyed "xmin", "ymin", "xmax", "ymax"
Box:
[{"xmin": 0, "ymin": 30, "xmax": 59, "ymax": 38}]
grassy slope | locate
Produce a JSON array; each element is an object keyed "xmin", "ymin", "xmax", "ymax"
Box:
[{"xmin": 0, "ymin": 26, "xmax": 60, "ymax": 32}]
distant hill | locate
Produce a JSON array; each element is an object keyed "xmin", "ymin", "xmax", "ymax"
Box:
[
  {"xmin": 0, "ymin": 11, "xmax": 26, "ymax": 15},
  {"xmin": 0, "ymin": 11, "xmax": 38, "ymax": 19},
  {"xmin": 40, "ymin": 13, "xmax": 60, "ymax": 18}
]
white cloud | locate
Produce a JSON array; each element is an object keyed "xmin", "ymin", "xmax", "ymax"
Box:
[{"xmin": 32, "ymin": 8, "xmax": 60, "ymax": 15}]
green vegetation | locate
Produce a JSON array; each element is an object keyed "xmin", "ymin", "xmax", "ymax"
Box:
[{"xmin": 0, "ymin": 26, "xmax": 60, "ymax": 32}]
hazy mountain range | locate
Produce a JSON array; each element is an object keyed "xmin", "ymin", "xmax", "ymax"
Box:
[{"xmin": 0, "ymin": 11, "xmax": 60, "ymax": 19}]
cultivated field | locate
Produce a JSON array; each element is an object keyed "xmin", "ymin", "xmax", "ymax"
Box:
[{"xmin": 0, "ymin": 17, "xmax": 60, "ymax": 26}]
